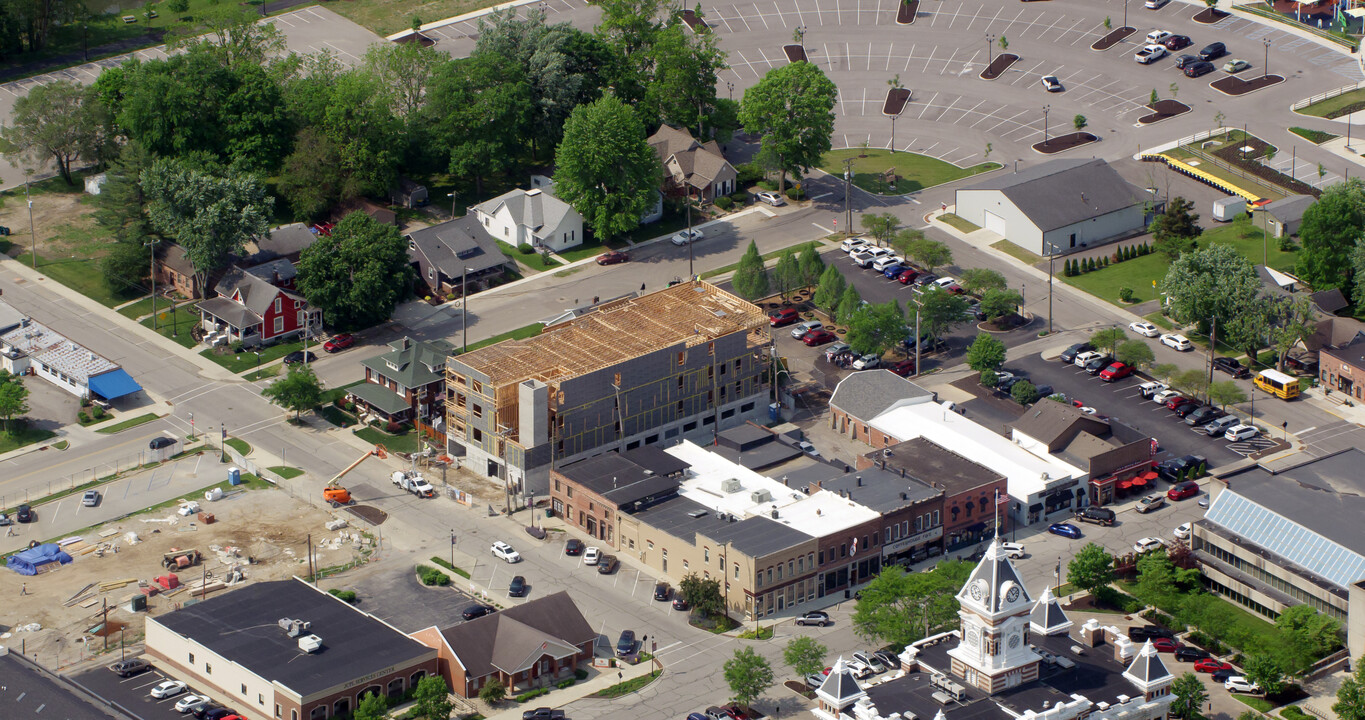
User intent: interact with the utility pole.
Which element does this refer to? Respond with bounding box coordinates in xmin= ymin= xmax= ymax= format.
xmin=912 ymin=305 xmax=921 ymax=378
xmin=843 ymin=157 xmax=855 ymax=231
xmin=448 ymin=191 xmax=459 ymax=219
xmin=145 ymin=237 xmax=161 ymax=331
xmin=1047 ymin=243 xmax=1054 ymax=334
xmin=686 ymin=195 xmax=695 ymax=278
xmin=25 ymin=173 xmax=36 ymax=270
xmin=1207 ymin=316 xmax=1217 ymax=391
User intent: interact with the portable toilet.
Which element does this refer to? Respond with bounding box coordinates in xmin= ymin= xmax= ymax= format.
xmin=227 ymin=467 xmax=242 ymax=485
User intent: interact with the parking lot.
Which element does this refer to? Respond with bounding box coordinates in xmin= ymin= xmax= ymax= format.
xmin=74 ymin=663 xmax=219 ymax=720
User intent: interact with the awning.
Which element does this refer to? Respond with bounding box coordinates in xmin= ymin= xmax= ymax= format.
xmin=1117 ymin=480 xmax=1133 ymax=490
xmin=965 ymin=522 xmax=987 ymax=533
xmin=88 ymin=369 xmax=142 ymax=400
xmin=1131 ymin=478 xmax=1147 ymax=488
xmin=1140 ymin=471 xmax=1159 ymax=481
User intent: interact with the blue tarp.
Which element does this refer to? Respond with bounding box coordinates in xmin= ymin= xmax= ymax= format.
xmin=6 ymin=543 xmax=73 ymax=575
xmin=88 ymin=368 xmax=141 ymax=400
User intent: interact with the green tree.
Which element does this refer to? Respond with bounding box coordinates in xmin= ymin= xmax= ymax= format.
xmin=1335 ymin=660 xmax=1365 ymax=720
xmin=738 ymin=62 xmax=838 ymax=193
xmin=890 ymin=228 xmax=925 ymax=258
xmin=262 ymin=364 xmax=325 ymax=421
xmin=906 ymin=237 xmax=953 ymax=273
xmin=853 ymin=563 xmax=971 ymax=648
xmin=411 ymin=675 xmax=453 ymax=720
xmin=915 ymin=287 xmax=968 ymax=341
xmin=1223 ymin=296 xmax=1274 ymax=365
xmin=1272 ymin=295 xmax=1318 ymax=372
xmin=166 ymin=5 xmax=286 ymax=68
xmin=772 ymin=250 xmax=802 ymax=301
xmin=363 ymin=40 xmax=444 ymax=118
xmin=1207 ymin=381 xmax=1247 ymax=409
xmin=1297 ymin=178 xmax=1365 ymax=294
xmin=1150 ymin=197 xmax=1203 ymax=260
xmin=0 ymin=371 xmax=31 ymax=434
xmin=319 ymin=69 xmax=406 ymax=196
xmin=1067 ymin=543 xmax=1115 ymax=596
xmin=353 ymin=692 xmax=387 ymax=720
xmin=142 ymin=158 xmax=273 ymax=293
xmin=783 ymin=636 xmax=828 ymax=678
xmin=980 ymin=369 xmax=999 ymax=388
xmin=836 ymin=285 xmax=863 ymax=326
xmin=678 ymin=572 xmax=725 ymax=618
xmin=1170 ymin=673 xmax=1208 ymax=719
xmin=1073 ymin=114 xmax=1087 ymax=131
xmin=554 ymin=95 xmax=660 ymax=242
xmin=1090 ymin=327 xmax=1126 ymax=356
xmin=1242 ymin=654 xmax=1285 ymax=697
xmin=732 ymin=241 xmax=771 ymax=301
xmin=1150 ymin=363 xmax=1180 ymax=384
xmin=1276 ymin=605 xmax=1342 ymax=673
xmin=1171 ymin=369 xmax=1210 ymax=402
xmin=979 ymin=288 xmax=1022 ymax=320
xmin=959 ymin=268 xmax=1007 ymax=295
xmin=1134 ymin=551 xmax=1197 ymax=608
xmin=847 ymin=301 xmax=905 ymax=357
xmin=723 ymin=647 xmax=774 ymax=707
xmin=93 ymin=140 xmax=157 ymax=245
xmin=1117 ymin=339 xmax=1155 ymax=369
xmin=478 ymin=677 xmax=506 ymax=704
xmin=813 ymin=265 xmax=847 ymax=314
xmin=296 ymin=212 xmax=414 ymax=330
xmin=8 ymin=79 xmax=111 ymax=185
xmin=966 ymin=333 xmax=1007 ymax=372
xmin=1011 ymin=380 xmax=1040 ymax=405
xmin=276 ymin=128 xmax=347 ymax=219
xmin=861 ymin=212 xmax=900 ymax=247
xmin=798 ymin=243 xmax=825 ymax=289
xmin=1160 ymin=244 xmax=1260 ymax=335
xmin=424 ymin=52 xmax=533 ymax=195
xmin=642 ymin=23 xmax=726 ymax=133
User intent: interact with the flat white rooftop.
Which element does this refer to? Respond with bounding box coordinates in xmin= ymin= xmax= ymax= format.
xmin=870 ymin=404 xmax=1083 ymax=499
xmin=0 ymin=319 xmax=117 ymax=384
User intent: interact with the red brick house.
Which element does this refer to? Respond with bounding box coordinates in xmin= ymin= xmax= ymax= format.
xmin=198 ymin=266 xmax=320 ymax=348
xmin=409 ymin=592 xmax=595 ymax=699
xmin=154 ymin=244 xmax=204 ymax=299
xmin=348 ymin=337 xmax=454 ymax=426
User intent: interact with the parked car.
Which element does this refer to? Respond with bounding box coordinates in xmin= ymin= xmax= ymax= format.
xmin=874 ymin=650 xmax=900 ymax=669
xmin=913 ymin=272 xmax=939 ymax=286
xmin=805 ymin=673 xmax=827 ymax=689
xmin=109 ymin=658 xmax=151 ymax=677
xmin=853 ymin=248 xmax=892 ymax=267
xmin=1135 ymin=44 xmax=1168 ymax=63
xmin=1074 ymin=506 xmax=1116 ymax=526
xmin=1212 ymin=669 xmax=1240 ymax=683
xmin=82 ymin=490 xmax=100 ymax=507
xmin=1129 ymin=625 xmax=1175 ymax=642
xmin=1162 ymin=34 xmax=1192 ymax=50
xmin=283 ymin=351 xmax=317 ymax=364
xmin=597 ymin=555 xmax=619 ymax=574
xmin=756 ymin=191 xmax=785 ymax=206
xmin=882 ymin=264 xmax=908 ymax=279
xmin=897 ymin=268 xmax=921 ymax=284
xmin=887 ymin=359 xmax=916 ymax=377
xmin=841 ymin=237 xmax=869 ymax=254
xmin=490 ymin=541 xmax=522 ymax=563
xmin=1146 ymin=29 xmax=1173 ymax=44
xmin=768 ymin=307 xmax=799 ymax=327
xmin=1204 ymin=415 xmax=1240 ymax=436
xmin=1173 ymin=53 xmax=1199 ymax=69
xmin=1175 ymin=646 xmax=1210 ymax=662
xmin=1160 ymin=333 xmax=1193 ymax=351
xmin=1084 ymin=355 xmax=1115 ymax=375
xmin=999 ymin=542 xmax=1026 ymax=559
xmin=15 ymin=504 xmax=34 ymax=523
xmin=1173 ymin=400 xmax=1203 ymax=418
xmin=1139 ymin=381 xmax=1168 ymax=398
xmin=1167 ymin=481 xmax=1200 ymax=501
xmin=324 ymin=333 xmax=355 ymax=352
xmin=1213 ymin=357 xmax=1251 ymax=378
xmin=596 ymin=250 xmax=629 ymax=265
xmin=1166 ymin=396 xmax=1197 ymax=412
xmin=1133 ymin=537 xmax=1165 ymax=554
xmin=1225 ymin=424 xmax=1259 ymax=441
xmin=802 ymin=330 xmax=837 ymax=346
xmin=1199 ymin=42 xmax=1227 ymax=60
xmin=1073 ymin=350 xmax=1104 ymax=368
xmin=673 ymin=597 xmax=690 ymax=611
xmin=1060 ymin=343 xmax=1094 ymax=364
xmin=792 ymin=320 xmax=824 ymax=339
xmin=1145 ymin=0 xmax=1169 ymax=6
xmin=522 ymin=708 xmax=566 ymax=720
xmin=1158 ymin=455 xmax=1206 ymax=481
xmin=462 ymin=604 xmax=496 ymax=620
xmin=1185 ymin=406 xmax=1225 ymax=426
xmin=1099 ymin=362 xmax=1134 ymax=382
xmin=565 ymin=538 xmax=584 ymax=556
xmin=1129 ymin=320 xmax=1161 ymax=337
xmin=176 ymin=695 xmax=212 ymax=714
xmin=1048 ymin=522 xmax=1082 ymax=539
xmin=824 ymin=342 xmax=851 ymax=361
xmin=616 ymin=630 xmax=637 ymax=657
xmin=1225 ymin=676 xmax=1261 ymax=693
xmin=150 ymin=436 xmax=176 ymax=450
xmin=852 ymin=354 xmax=881 ymax=371
xmin=1153 ymin=389 xmax=1183 ymax=405
xmin=796 ymin=611 xmax=831 ymax=627
xmin=1136 ymin=494 xmax=1166 ymax=514
xmin=873 ymin=255 xmax=906 ymax=273
xmin=583 ymin=546 xmax=601 ymax=565
xmin=1196 ymin=659 xmax=1235 ymax=673
xmin=671 ymin=229 xmax=704 ymax=246
xmin=1174 ymin=523 xmax=1193 ymax=541
xmin=654 ymin=581 xmax=672 ymax=601
xmin=1222 ymin=58 xmax=1250 ymax=73
xmin=1041 ymin=75 xmax=1064 ymax=92
xmin=0 ymin=513 xmax=10 ymax=526
xmin=853 ymin=651 xmax=888 ymax=674
xmin=1152 ymin=638 xmax=1183 ymax=652
xmin=508 ymin=575 xmax=528 ymax=597
xmin=1183 ymin=60 xmax=1216 ymax=77
xmin=151 ymin=680 xmax=188 ymax=699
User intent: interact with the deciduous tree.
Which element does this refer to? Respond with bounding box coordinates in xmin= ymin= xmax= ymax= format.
xmin=1171 ymin=369 xmax=1210 ymax=401
xmin=813 ymin=265 xmax=847 ymax=314
xmin=915 ymin=287 xmax=968 ymax=340
xmin=411 ymin=675 xmax=453 ymax=720
xmin=979 ymin=288 xmax=1021 ymax=321
xmin=772 ymin=250 xmax=802 ymax=301
xmin=738 ymin=62 xmax=837 ymax=193
xmin=723 ymin=647 xmax=773 ymax=707
xmin=263 ymin=364 xmax=325 ymax=421
xmin=296 ymin=211 xmax=414 ymax=330
xmin=860 ymin=213 xmax=900 ymax=247
xmin=679 ymin=572 xmax=726 ymax=618
xmin=1067 ymin=543 xmax=1115 ymax=596
xmin=1207 ymin=381 xmax=1247 ymax=409
xmin=276 ymin=128 xmax=346 ymax=219
xmin=1242 ymin=654 xmax=1285 ymax=697
xmin=9 ymin=79 xmax=112 ymax=186
xmin=852 ymin=563 xmax=970 ymax=648
xmin=1271 ymin=295 xmax=1317 ymax=372
xmin=642 ymin=23 xmax=726 ymax=134
xmin=1160 ymin=244 xmax=1260 ymax=337
xmin=1090 ymin=327 xmax=1126 ymax=356
xmin=1297 ymin=178 xmax=1365 ymax=295
xmin=890 ymin=228 xmax=926 ymax=258
xmin=1117 ymin=339 xmax=1155 ymax=369
xmin=847 ymin=301 xmax=905 ymax=357
xmin=906 ymin=237 xmax=953 ymax=273
xmin=1335 ymin=660 xmax=1365 ymax=720
xmin=732 ymin=241 xmax=771 ymax=301
xmin=783 ymin=636 xmax=828 ymax=678
xmin=1150 ymin=197 xmax=1202 ymax=260
xmin=364 ymin=41 xmax=444 ymax=118
xmin=554 ymin=96 xmax=660 ymax=242
xmin=353 ymin=691 xmax=387 ymax=720
xmin=0 ymin=371 xmax=31 ymax=434
xmin=836 ymin=285 xmax=863 ymax=326
xmin=424 ymin=52 xmax=532 ymax=195
xmin=167 ymin=5 xmax=286 ymax=68
xmin=1011 ymin=380 xmax=1040 ymax=405
xmin=478 ymin=678 xmax=506 ymax=704
xmin=966 ymin=333 xmax=1006 ymax=372
xmin=959 ymin=268 xmax=1007 ymax=295
xmin=1170 ymin=673 xmax=1208 ymax=719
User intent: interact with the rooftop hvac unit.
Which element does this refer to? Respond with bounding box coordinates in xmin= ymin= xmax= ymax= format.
xmin=750 ymin=489 xmax=772 ymax=504
xmin=720 ymin=478 xmax=743 ymax=494
xmin=298 ymin=634 xmax=323 ymax=653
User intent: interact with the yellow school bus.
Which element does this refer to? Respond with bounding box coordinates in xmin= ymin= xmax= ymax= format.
xmin=1254 ymin=369 xmax=1300 ymax=399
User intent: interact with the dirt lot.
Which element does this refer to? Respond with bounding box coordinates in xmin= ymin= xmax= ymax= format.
xmin=0 ymin=488 xmax=371 ymax=672
xmin=0 ymin=189 xmax=102 ymax=261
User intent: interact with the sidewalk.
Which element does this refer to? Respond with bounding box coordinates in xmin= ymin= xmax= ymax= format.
xmin=483 ymin=658 xmax=660 ymax=720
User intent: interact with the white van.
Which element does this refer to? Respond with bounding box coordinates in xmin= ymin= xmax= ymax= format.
xmin=1204 ymin=415 xmax=1239 ymax=436
xmin=841 ymin=237 xmax=868 ymax=254
xmin=1224 ymin=424 xmax=1259 ymax=442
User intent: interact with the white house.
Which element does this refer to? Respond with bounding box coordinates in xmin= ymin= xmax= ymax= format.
xmin=473 ymin=187 xmax=584 ymax=252
xmin=954 ymin=159 xmax=1149 ymax=256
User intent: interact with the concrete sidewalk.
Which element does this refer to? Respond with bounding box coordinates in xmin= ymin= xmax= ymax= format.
xmin=483 ymin=658 xmax=661 ymax=720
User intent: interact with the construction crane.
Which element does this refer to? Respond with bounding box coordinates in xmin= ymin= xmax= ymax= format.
xmin=323 ymin=445 xmax=387 ymax=507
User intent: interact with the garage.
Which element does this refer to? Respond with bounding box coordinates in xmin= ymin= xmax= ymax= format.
xmin=983 ymin=211 xmax=1007 ymax=236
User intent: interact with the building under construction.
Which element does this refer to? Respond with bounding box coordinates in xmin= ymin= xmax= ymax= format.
xmin=445 ymin=280 xmax=772 ymax=494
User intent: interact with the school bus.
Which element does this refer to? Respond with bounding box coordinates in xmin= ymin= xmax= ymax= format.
xmin=1254 ymin=369 xmax=1300 ymax=399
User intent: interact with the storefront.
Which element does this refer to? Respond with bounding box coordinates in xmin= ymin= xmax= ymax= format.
xmin=881 ymin=527 xmax=944 ymax=566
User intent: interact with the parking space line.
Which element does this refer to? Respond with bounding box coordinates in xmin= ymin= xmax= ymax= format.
xmin=916 ymin=91 xmax=938 ymax=118
xmin=1011 ymin=59 xmax=1047 ymax=85
xmin=923 ymin=45 xmax=937 ymax=73
xmin=886 ymin=42 xmax=894 ymax=71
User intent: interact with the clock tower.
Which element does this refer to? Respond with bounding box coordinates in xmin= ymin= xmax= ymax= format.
xmin=946 ymin=539 xmax=1042 ymax=693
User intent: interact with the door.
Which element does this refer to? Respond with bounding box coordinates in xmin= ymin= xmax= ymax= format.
xmin=983 ymin=211 xmax=1007 ymax=236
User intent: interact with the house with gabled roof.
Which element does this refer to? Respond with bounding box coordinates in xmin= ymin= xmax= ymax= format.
xmin=408 ymin=591 xmax=595 ymax=698
xmin=405 ymin=216 xmax=514 ymax=299
xmin=649 ymin=125 xmax=738 ymax=203
xmin=473 ymin=187 xmax=584 ymax=252
xmin=348 ymin=336 xmax=454 ymax=426
xmin=198 ymin=266 xmax=320 ymax=348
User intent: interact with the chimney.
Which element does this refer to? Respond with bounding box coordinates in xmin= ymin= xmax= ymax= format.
xmin=782 ymin=476 xmax=789 ymax=487
xmin=402 ymin=337 xmax=411 ymax=350
xmin=273 ymin=269 xmax=281 ymax=285
xmin=856 ymin=476 xmax=863 ymax=487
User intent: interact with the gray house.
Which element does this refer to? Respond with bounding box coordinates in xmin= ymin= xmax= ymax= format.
xmin=954 ymin=159 xmax=1150 ymax=256
xmin=406 ymin=217 xmax=514 ymax=299
xmin=1261 ymin=194 xmax=1315 ymax=239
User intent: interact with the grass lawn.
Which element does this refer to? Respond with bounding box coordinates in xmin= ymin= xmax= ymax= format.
xmin=94 ymin=413 xmax=159 ymax=434
xmin=1295 ymin=88 xmax=1365 ymax=118
xmin=244 ymin=366 xmax=281 ymax=382
xmin=555 ymin=235 xmax=628 ymax=264
xmin=319 ymin=405 xmax=358 ymax=428
xmin=1288 ymin=126 xmax=1339 ymax=144
xmin=620 ymin=208 xmax=691 ymax=245
xmin=201 ymin=341 xmax=303 ymax=374
xmin=1234 ymin=696 xmax=1276 ymax=712
xmin=699 ymin=240 xmax=824 ymax=280
xmin=116 ymin=296 xmax=157 ymax=320
xmin=320 ymin=381 xmax=365 ymax=406
xmin=1204 ymin=212 xmax=1299 ymax=273
xmin=991 ymin=239 xmax=1041 ymax=264
xmin=592 ymin=669 xmax=662 ymax=699
xmin=329 ymin=0 xmax=505 ymax=36
xmin=141 ymin=307 xmax=200 ymax=349
xmin=224 ymin=437 xmax=252 ymax=456
xmin=463 ymin=323 xmax=546 ymax=354
xmin=354 ymin=425 xmax=423 ymax=454
xmin=28 ymin=254 xmax=131 ymax=308
xmin=267 ymin=466 xmax=304 ymax=479
xmin=0 ymin=424 xmax=57 ymax=454
xmin=496 ymin=241 xmax=558 ymax=273
xmin=1146 ymin=312 xmax=1177 ymax=331
xmin=940 ymin=213 xmax=982 ymax=233
xmin=821 ymin=148 xmax=1001 ymax=194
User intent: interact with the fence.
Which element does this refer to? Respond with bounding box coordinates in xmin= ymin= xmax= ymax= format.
xmin=1235 ymin=3 xmax=1359 ymax=51
xmin=1293 ymin=80 xmax=1365 ymax=111
xmin=0 ymin=443 xmax=193 ymax=513
xmin=221 ymin=444 xmax=318 ymax=507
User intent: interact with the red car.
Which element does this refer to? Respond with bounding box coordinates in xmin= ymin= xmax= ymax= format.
xmin=1098 ymin=362 xmax=1133 ymax=382
xmin=323 ymin=333 xmax=355 ymax=353
xmin=1165 ymin=395 xmax=1194 ymax=411
xmin=768 ymin=308 xmax=800 ymax=327
xmin=1152 ymin=638 xmax=1183 ymax=653
xmin=897 ymin=269 xmax=920 ymax=284
xmin=312 ymin=222 xmax=334 ymax=236
xmin=1195 ymin=659 xmax=1234 ymax=673
xmin=720 ymin=705 xmax=752 ymax=720
xmin=596 ymin=251 xmax=629 ymax=265
xmin=1167 ymin=481 xmax=1200 ymax=501
xmin=944 ymin=283 xmax=965 ymax=295
xmin=802 ymin=330 xmax=837 ymax=346
xmin=887 ymin=359 xmax=915 ymax=377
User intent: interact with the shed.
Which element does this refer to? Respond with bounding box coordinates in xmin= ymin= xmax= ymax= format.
xmin=391 ymin=177 xmax=430 ymax=209
xmin=1262 ymin=194 xmax=1315 ymax=239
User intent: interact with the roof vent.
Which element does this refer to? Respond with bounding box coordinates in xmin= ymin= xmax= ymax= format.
xmin=298 ymin=634 xmax=323 ymax=653
xmin=644 ymin=469 xmax=654 ymax=476
xmin=770 ymin=508 xmax=779 ymax=519
xmin=687 ymin=509 xmax=708 ymax=518
xmin=857 ymin=476 xmax=863 ymax=487
xmin=901 ymin=492 xmax=909 ymax=501
xmin=527 ymin=189 xmax=542 ymax=196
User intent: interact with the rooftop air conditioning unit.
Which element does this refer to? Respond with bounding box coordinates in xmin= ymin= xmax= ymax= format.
xmin=750 ymin=489 xmax=772 ymax=504
xmin=720 ymin=478 xmax=743 ymax=494
xmin=298 ymin=634 xmax=323 ymax=653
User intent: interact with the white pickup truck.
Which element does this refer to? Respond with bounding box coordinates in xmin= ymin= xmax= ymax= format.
xmin=392 ymin=471 xmax=435 ymax=498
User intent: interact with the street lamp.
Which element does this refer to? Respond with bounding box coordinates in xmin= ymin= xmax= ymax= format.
xmin=448 ymin=191 xmax=459 ymax=219
xmin=461 ymin=265 xmax=474 ymax=354
xmin=24 ymin=170 xmax=36 ymax=270
xmin=145 ymin=237 xmax=161 ymax=331
xmin=1042 ymin=105 xmax=1051 ymax=145
xmin=1262 ymin=37 xmax=1271 ymax=79
xmin=726 ymin=80 xmax=734 ymax=100
xmin=1123 ymin=0 xmax=1129 ymax=30
xmin=986 ymin=33 xmax=996 ymax=66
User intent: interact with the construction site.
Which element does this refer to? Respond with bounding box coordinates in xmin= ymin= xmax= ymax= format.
xmin=1 ymin=486 xmax=370 ymax=673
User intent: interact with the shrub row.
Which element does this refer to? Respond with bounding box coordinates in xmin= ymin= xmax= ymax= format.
xmin=1062 ymin=242 xmax=1151 ymax=277
xmin=429 ymin=556 xmax=471 ymax=579
xmin=415 ymin=564 xmax=450 ymax=586
xmin=516 ymin=688 xmax=551 ymax=703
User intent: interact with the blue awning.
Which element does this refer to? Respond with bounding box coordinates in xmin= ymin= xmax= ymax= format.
xmin=88 ymin=368 xmax=142 ymax=400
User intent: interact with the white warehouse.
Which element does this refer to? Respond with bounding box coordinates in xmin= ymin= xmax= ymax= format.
xmin=954 ymin=159 xmax=1149 ymax=256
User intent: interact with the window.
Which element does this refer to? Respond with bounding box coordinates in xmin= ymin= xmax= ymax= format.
xmin=648 ymin=540 xmax=655 ymax=549
xmin=566 ymin=487 xmax=573 ymax=498
xmin=276 ymin=705 xmax=282 ymax=718
xmin=678 ymin=375 xmax=684 ymax=390
xmin=678 ymin=351 xmax=685 ymax=366
xmin=473 ymin=428 xmax=483 ymax=442
xmin=274 ymin=316 xmax=284 ymax=334
xmin=788 ymin=559 xmax=794 ymax=576
xmin=798 ymin=556 xmax=804 ymax=572
xmin=206 ymin=664 xmax=212 ymax=675
xmin=260 ymin=694 xmax=265 ymax=705
xmin=188 ymin=652 xmax=195 ymax=664
xmin=734 ymin=563 xmax=739 ymax=579
xmin=472 ymin=380 xmax=483 ymax=393
xmin=933 ymin=510 xmax=940 ymax=525
xmin=757 ymin=572 xmax=764 ymax=589
xmin=819 ymin=550 xmax=824 ymax=565
xmin=274 ymin=298 xmax=281 ymax=312
xmin=473 ymin=404 xmax=482 ymax=419
xmin=242 ymin=684 xmax=248 ymax=694
xmin=704 ymin=547 xmax=710 ymax=562
xmin=776 ymin=565 xmax=782 ymax=581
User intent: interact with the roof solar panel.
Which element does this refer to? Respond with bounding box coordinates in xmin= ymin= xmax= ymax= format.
xmin=1207 ymin=492 xmax=1365 ymax=590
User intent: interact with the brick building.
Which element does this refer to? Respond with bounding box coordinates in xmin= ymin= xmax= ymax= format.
xmin=828 ymin=370 xmax=936 ymax=447
xmin=858 ymin=437 xmax=1008 ymax=551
